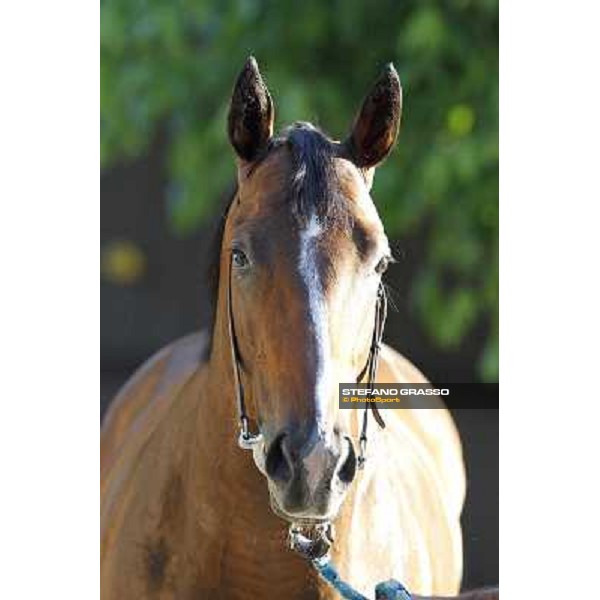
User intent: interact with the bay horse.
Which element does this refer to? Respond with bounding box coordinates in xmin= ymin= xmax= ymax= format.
xmin=101 ymin=58 xmax=472 ymax=599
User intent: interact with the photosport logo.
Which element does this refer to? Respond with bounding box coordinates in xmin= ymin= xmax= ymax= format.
xmin=338 ymin=383 xmax=499 ymax=409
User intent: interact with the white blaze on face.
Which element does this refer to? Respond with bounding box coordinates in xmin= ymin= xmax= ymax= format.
xmin=297 ymin=214 xmax=332 ymax=441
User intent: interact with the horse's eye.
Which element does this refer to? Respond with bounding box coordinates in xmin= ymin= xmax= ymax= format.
xmin=375 ymin=256 xmax=390 ymax=275
xmin=232 ymin=249 xmax=249 ymax=269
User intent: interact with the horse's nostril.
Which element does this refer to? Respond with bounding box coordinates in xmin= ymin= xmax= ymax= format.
xmin=265 ymin=433 xmax=293 ymax=483
xmin=337 ymin=438 xmax=357 ymax=484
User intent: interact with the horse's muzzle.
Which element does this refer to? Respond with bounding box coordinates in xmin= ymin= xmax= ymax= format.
xmin=264 ymin=429 xmax=357 ymax=520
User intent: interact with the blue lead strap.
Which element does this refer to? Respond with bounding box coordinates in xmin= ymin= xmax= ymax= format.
xmin=312 ymin=559 xmax=369 ymax=600
xmin=311 ymin=558 xmax=412 ymax=600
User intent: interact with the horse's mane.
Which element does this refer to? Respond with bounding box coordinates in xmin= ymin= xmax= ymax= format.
xmin=204 ymin=122 xmax=347 ymax=357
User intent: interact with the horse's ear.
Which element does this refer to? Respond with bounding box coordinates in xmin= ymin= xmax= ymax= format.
xmin=228 ymin=56 xmax=274 ymax=163
xmin=346 ymin=63 xmax=402 ymax=170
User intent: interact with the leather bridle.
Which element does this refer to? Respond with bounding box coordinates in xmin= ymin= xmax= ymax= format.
xmin=226 ymin=254 xmax=388 ymax=468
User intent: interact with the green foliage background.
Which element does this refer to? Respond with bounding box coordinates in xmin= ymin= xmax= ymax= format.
xmin=101 ymin=0 xmax=498 ymax=381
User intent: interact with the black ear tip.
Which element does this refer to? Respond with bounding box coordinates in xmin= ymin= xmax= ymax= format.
xmin=232 ymin=56 xmax=267 ymax=98
xmin=235 ymin=56 xmax=266 ymax=90
xmin=242 ymin=55 xmax=260 ymax=76
xmin=382 ymin=62 xmax=401 ymax=86
xmin=246 ymin=55 xmax=258 ymax=69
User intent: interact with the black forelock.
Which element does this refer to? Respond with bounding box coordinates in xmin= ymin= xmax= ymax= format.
xmin=280 ymin=122 xmax=346 ymax=224
xmin=244 ymin=121 xmax=350 ymax=224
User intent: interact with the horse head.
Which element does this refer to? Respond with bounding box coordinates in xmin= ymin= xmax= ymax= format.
xmin=216 ymin=57 xmax=402 ymax=524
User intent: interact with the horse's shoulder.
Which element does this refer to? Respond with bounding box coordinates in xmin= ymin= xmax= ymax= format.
xmin=378 ymin=343 xmax=429 ymax=384
xmin=377 ymin=343 xmax=466 ymax=519
xmin=101 ymin=331 xmax=209 ymax=478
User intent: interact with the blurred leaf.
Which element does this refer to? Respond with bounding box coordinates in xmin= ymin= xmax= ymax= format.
xmin=447 ymin=104 xmax=475 ymax=137
xmin=101 ymin=239 xmax=147 ymax=286
xmin=414 ymin=271 xmax=479 ymax=349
